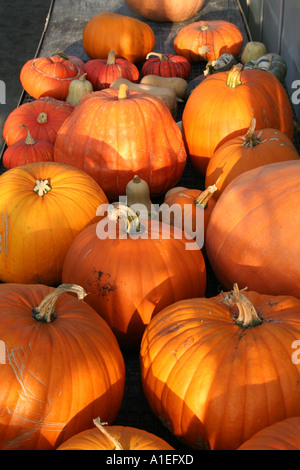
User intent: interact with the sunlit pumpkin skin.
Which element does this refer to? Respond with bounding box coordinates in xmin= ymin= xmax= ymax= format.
xmin=82 ymin=12 xmax=155 ymax=64
xmin=174 ymin=20 xmax=243 ymax=62
xmin=206 ymin=160 xmax=300 ymax=297
xmin=140 ymin=285 xmax=300 ymax=450
xmin=3 ymin=97 xmax=74 ymax=146
xmin=57 ymin=421 xmax=174 ymax=450
xmin=0 ymin=161 xmax=108 ymax=285
xmin=205 ymin=118 xmax=299 ymax=200
xmin=2 ymin=126 xmax=54 ymax=169
xmin=238 ymin=417 xmax=300 ymax=450
xmin=62 ymin=210 xmax=207 ymax=349
xmin=142 ymin=53 xmax=191 ymax=79
xmin=182 ymin=65 xmax=294 ymax=174
xmin=54 ymin=86 xmax=187 ymax=201
xmin=84 ymin=50 xmax=140 ymax=90
xmin=0 ymin=283 xmax=125 ymax=450
xmin=124 ymin=0 xmax=205 ymax=23
xmin=20 ymin=54 xmax=85 ymax=100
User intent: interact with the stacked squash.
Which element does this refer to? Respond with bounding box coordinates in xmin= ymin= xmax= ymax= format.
xmin=1 ymin=4 xmax=300 ymax=452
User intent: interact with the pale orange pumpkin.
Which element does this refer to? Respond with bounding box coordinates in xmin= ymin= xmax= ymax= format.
xmin=124 ymin=0 xmax=205 ymax=22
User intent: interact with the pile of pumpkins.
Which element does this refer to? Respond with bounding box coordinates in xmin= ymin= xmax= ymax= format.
xmin=1 ymin=2 xmax=300 ymax=451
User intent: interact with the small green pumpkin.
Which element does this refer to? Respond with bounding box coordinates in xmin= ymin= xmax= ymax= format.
xmin=244 ymin=53 xmax=287 ymax=82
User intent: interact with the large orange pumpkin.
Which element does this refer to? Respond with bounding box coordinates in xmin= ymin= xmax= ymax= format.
xmin=0 ymin=161 xmax=108 ymax=285
xmin=174 ymin=20 xmax=244 ymax=62
xmin=62 ymin=204 xmax=207 ymax=348
xmin=205 ymin=159 xmax=300 ymax=298
xmin=238 ymin=417 xmax=300 ymax=450
xmin=124 ymin=0 xmax=205 ymax=22
xmin=54 ymin=85 xmax=187 ymax=201
xmin=57 ymin=418 xmax=174 ymax=450
xmin=182 ymin=65 xmax=294 ymax=174
xmin=140 ymin=284 xmax=300 ymax=450
xmin=0 ymin=283 xmax=125 ymax=450
xmin=82 ymin=12 xmax=155 ymax=63
xmin=205 ymin=118 xmax=299 ymax=200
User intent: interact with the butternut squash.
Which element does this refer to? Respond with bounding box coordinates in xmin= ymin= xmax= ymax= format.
xmin=140 ymin=75 xmax=188 ymax=100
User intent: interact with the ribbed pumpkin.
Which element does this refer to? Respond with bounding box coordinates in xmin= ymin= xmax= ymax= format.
xmin=174 ymin=20 xmax=243 ymax=62
xmin=205 ymin=118 xmax=299 ymax=200
xmin=182 ymin=65 xmax=294 ymax=174
xmin=140 ymin=284 xmax=300 ymax=450
xmin=54 ymin=85 xmax=187 ymax=201
xmin=142 ymin=52 xmax=191 ymax=79
xmin=206 ymin=160 xmax=300 ymax=298
xmin=238 ymin=417 xmax=300 ymax=450
xmin=0 ymin=283 xmax=125 ymax=450
xmin=20 ymin=53 xmax=85 ymax=100
xmin=3 ymin=97 xmax=74 ymax=146
xmin=124 ymin=0 xmax=205 ymax=23
xmin=82 ymin=12 xmax=155 ymax=63
xmin=0 ymin=161 xmax=108 ymax=285
xmin=57 ymin=418 xmax=174 ymax=450
xmin=2 ymin=125 xmax=54 ymax=169
xmin=62 ymin=204 xmax=207 ymax=348
xmin=84 ymin=50 xmax=140 ymax=90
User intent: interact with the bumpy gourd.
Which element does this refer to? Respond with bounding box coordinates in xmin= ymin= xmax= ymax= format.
xmin=243 ymin=53 xmax=287 ymax=82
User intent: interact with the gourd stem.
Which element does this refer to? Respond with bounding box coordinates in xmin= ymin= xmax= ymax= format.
xmin=221 ymin=283 xmax=263 ymax=328
xmin=32 ymin=284 xmax=87 ymax=324
xmin=107 ymin=50 xmax=116 ymax=65
xmin=37 ymin=112 xmax=48 ymax=124
xmin=93 ymin=418 xmax=124 ymax=450
xmin=243 ymin=117 xmax=261 ymax=147
xmin=194 ymin=184 xmax=218 ymax=207
xmin=146 ymin=52 xmax=167 ymax=61
xmin=78 ymin=73 xmax=88 ymax=81
xmin=226 ymin=64 xmax=243 ymax=88
xmin=108 ymin=203 xmax=142 ymax=234
xmin=19 ymin=124 xmax=36 ymax=145
xmin=132 ymin=175 xmax=141 ymax=184
xmin=118 ymin=84 xmax=128 ymax=100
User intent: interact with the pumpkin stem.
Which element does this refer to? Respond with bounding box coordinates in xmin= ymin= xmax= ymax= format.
xmin=37 ymin=112 xmax=48 ymax=124
xmin=194 ymin=184 xmax=218 ymax=208
xmin=243 ymin=117 xmax=261 ymax=147
xmin=108 ymin=203 xmax=142 ymax=234
xmin=146 ymin=52 xmax=168 ymax=61
xmin=118 ymin=84 xmax=128 ymax=100
xmin=53 ymin=50 xmax=69 ymax=60
xmin=107 ymin=50 xmax=116 ymax=65
xmin=93 ymin=418 xmax=124 ymax=450
xmin=32 ymin=284 xmax=87 ymax=324
xmin=199 ymin=24 xmax=210 ymax=31
xmin=33 ymin=179 xmax=52 ymax=197
xmin=226 ymin=64 xmax=243 ymax=88
xmin=19 ymin=124 xmax=36 ymax=145
xmin=221 ymin=283 xmax=263 ymax=328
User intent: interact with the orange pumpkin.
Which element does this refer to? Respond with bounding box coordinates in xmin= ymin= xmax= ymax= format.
xmin=140 ymin=284 xmax=300 ymax=450
xmin=62 ymin=204 xmax=207 ymax=348
xmin=124 ymin=0 xmax=205 ymax=22
xmin=0 ymin=161 xmax=108 ymax=285
xmin=82 ymin=12 xmax=155 ymax=63
xmin=54 ymin=85 xmax=187 ymax=201
xmin=0 ymin=284 xmax=125 ymax=450
xmin=206 ymin=160 xmax=300 ymax=298
xmin=205 ymin=118 xmax=299 ymax=200
xmin=238 ymin=417 xmax=300 ymax=450
xmin=182 ymin=65 xmax=294 ymax=174
xmin=174 ymin=20 xmax=243 ymax=62
xmin=57 ymin=418 xmax=174 ymax=450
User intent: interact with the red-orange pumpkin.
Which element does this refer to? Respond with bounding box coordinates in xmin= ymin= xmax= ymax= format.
xmin=54 ymin=84 xmax=187 ymax=201
xmin=205 ymin=117 xmax=299 ymax=200
xmin=57 ymin=418 xmax=174 ymax=450
xmin=84 ymin=50 xmax=140 ymax=90
xmin=206 ymin=160 xmax=300 ymax=298
xmin=182 ymin=65 xmax=294 ymax=174
xmin=140 ymin=284 xmax=300 ymax=450
xmin=124 ymin=0 xmax=205 ymax=23
xmin=3 ymin=125 xmax=54 ymax=169
xmin=142 ymin=52 xmax=191 ymax=79
xmin=0 ymin=161 xmax=108 ymax=285
xmin=82 ymin=12 xmax=155 ymax=63
xmin=62 ymin=205 xmax=207 ymax=348
xmin=20 ymin=53 xmax=85 ymax=100
xmin=0 ymin=283 xmax=125 ymax=450
xmin=174 ymin=20 xmax=244 ymax=62
xmin=3 ymin=97 xmax=74 ymax=146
